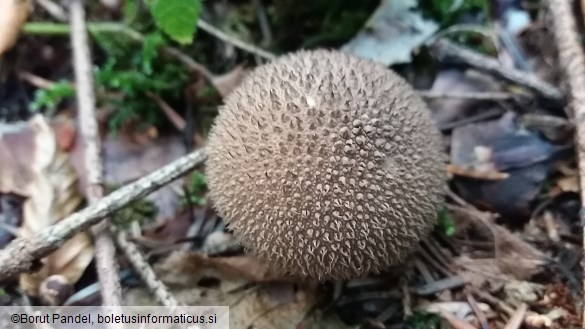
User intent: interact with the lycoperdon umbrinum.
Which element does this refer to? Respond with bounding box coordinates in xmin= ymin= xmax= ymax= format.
xmin=206 ymin=50 xmax=446 ymax=280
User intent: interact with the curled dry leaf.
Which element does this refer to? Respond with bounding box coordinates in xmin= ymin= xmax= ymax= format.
xmin=0 ymin=115 xmax=93 ymax=298
xmin=0 ymin=0 xmax=32 ymax=55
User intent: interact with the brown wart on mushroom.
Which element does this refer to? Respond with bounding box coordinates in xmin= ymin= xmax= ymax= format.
xmin=206 ymin=50 xmax=446 ymax=281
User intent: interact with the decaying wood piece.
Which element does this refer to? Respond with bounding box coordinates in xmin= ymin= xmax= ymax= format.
xmin=546 ymin=0 xmax=585 ymax=325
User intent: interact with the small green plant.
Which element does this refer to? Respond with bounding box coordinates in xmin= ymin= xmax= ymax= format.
xmin=146 ymin=0 xmax=201 ymax=44
xmin=419 ymin=0 xmax=495 ymax=54
xmin=31 ymin=81 xmax=75 ymax=113
xmin=406 ymin=311 xmax=451 ymax=329
xmin=0 ymin=288 xmax=6 ymax=297
xmin=181 ymin=171 xmax=207 ymax=206
xmin=95 ymin=54 xmax=189 ymax=132
xmin=420 ymin=0 xmax=490 ymax=28
xmin=91 ymin=0 xmax=201 ymax=132
xmin=437 ymin=206 xmax=456 ymax=236
xmin=111 ymin=198 xmax=158 ymax=229
xmin=106 ymin=185 xmax=158 ymax=228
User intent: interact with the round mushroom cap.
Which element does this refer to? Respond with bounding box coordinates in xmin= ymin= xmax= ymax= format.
xmin=206 ymin=50 xmax=446 ymax=281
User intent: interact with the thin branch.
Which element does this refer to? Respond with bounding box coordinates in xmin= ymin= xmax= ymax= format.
xmin=252 ymin=0 xmax=273 ymax=48
xmin=160 ymin=46 xmax=213 ymax=80
xmin=438 ymin=108 xmax=503 ymax=132
xmin=416 ymin=90 xmax=515 ymax=101
xmin=35 ymin=0 xmax=67 ymax=22
xmin=0 ymin=149 xmax=207 ymax=281
xmin=546 ymin=0 xmax=585 ymax=325
xmin=197 ymin=19 xmax=276 ymax=61
xmin=19 ymin=71 xmax=56 ymax=89
xmin=115 ymin=230 xmax=180 ymax=307
xmin=146 ymin=92 xmax=186 ymax=131
xmin=24 ymin=22 xmax=142 ymax=38
xmin=69 ymin=0 xmax=121 ymax=307
xmin=430 ymin=38 xmax=565 ymax=106
xmin=503 ymin=303 xmax=528 ymax=329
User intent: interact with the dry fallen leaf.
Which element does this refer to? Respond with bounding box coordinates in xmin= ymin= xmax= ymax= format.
xmin=428 ymin=70 xmax=503 ymax=126
xmin=450 ymin=206 xmax=546 ymax=289
xmin=451 ymin=112 xmax=565 ymax=220
xmin=100 ymin=134 xmax=186 ymax=221
xmin=156 ymin=251 xmax=282 ymax=284
xmin=212 ymin=65 xmax=249 ymax=98
xmin=554 ymin=175 xmax=579 ymax=193
xmin=0 ymin=0 xmax=32 ymax=55
xmin=123 ymin=250 xmax=331 ymax=329
xmin=229 ymin=284 xmax=316 ymax=329
xmin=0 ymin=115 xmax=93 ymax=298
xmin=341 ymin=0 xmax=438 ymax=66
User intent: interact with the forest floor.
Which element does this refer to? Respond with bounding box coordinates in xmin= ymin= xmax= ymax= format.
xmin=0 ymin=0 xmax=582 ymax=328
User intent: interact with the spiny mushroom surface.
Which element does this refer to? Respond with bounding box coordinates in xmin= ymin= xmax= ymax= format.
xmin=206 ymin=50 xmax=445 ymax=281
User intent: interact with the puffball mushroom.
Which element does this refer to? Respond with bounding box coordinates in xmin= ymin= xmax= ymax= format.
xmin=206 ymin=50 xmax=445 ymax=281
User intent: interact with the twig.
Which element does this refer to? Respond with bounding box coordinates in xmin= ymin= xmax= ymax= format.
xmin=35 ymin=0 xmax=67 ymax=22
xmin=430 ymin=24 xmax=496 ymax=45
xmin=417 ymin=245 xmax=453 ymax=277
xmin=546 ymin=0 xmax=585 ymax=325
xmin=336 ymin=291 xmax=401 ymax=306
xmin=437 ymin=309 xmax=479 ymax=329
xmin=416 ymin=90 xmax=515 ymax=101
xmin=503 ymin=303 xmax=528 ymax=329
xmin=472 ymin=289 xmax=515 ymax=317
xmin=446 ymin=164 xmax=510 ymax=181
xmin=401 ymin=278 xmax=412 ymax=318
xmin=252 ymin=0 xmax=273 ymax=48
xmin=115 ymin=230 xmax=180 ymax=307
xmin=24 ymin=22 xmax=142 ymax=38
xmin=542 ymin=211 xmax=560 ymax=242
xmin=69 ymin=0 xmax=121 ymax=307
xmin=438 ymin=109 xmax=503 ymax=132
xmin=146 ymin=92 xmax=186 ymax=131
xmin=197 ymin=19 xmax=276 ymax=61
xmin=0 ymin=149 xmax=207 ymax=281
xmin=467 ymin=294 xmax=490 ymax=329
xmin=430 ymin=38 xmax=565 ymax=106
xmin=414 ymin=275 xmax=467 ymax=296
xmin=19 ymin=71 xmax=57 ymax=89
xmin=160 ymin=46 xmax=213 ymax=80
xmin=414 ymin=258 xmax=435 ymax=283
